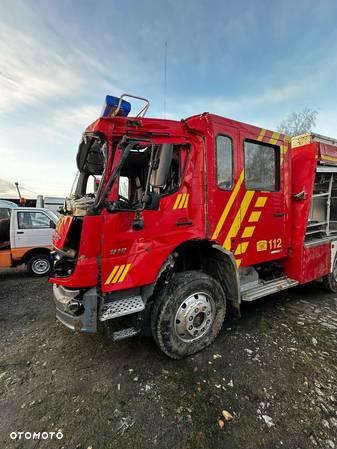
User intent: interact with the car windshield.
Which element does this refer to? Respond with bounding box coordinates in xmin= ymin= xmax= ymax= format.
xmin=45 ymin=209 xmax=59 ymax=223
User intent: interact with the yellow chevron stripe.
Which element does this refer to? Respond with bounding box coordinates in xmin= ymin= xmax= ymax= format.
xmin=234 ymin=241 xmax=249 ymax=256
xmin=173 ymin=194 xmax=182 ymax=210
xmin=254 ymin=196 xmax=267 ymax=207
xmin=248 ymin=211 xmax=261 ymax=222
xmin=281 ymin=144 xmax=288 ymax=154
xmin=105 ymin=265 xmax=120 ymax=285
xmin=178 ymin=193 xmax=187 ymax=209
xmin=111 ymin=264 xmax=126 ymax=284
xmin=117 ymin=263 xmax=131 ymax=283
xmin=223 ymin=190 xmax=255 ymax=250
xmin=236 ymin=258 xmax=242 ymax=267
xmin=269 ymin=131 xmax=280 ymax=145
xmin=321 ymin=155 xmax=337 ymax=163
xmin=242 ymin=226 xmax=255 ymax=238
xmin=183 ymin=194 xmax=189 ymax=208
xmin=256 ymin=128 xmax=267 ymax=141
xmin=212 ymin=170 xmax=244 ymax=240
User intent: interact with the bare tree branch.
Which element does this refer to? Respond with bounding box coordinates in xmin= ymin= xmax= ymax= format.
xmin=277 ymin=107 xmax=318 ymax=137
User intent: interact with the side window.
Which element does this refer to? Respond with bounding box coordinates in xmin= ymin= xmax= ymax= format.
xmin=216 ymin=135 xmax=233 ymax=189
xmin=18 ymin=212 xmax=52 ymax=229
xmin=158 ymin=145 xmax=181 ymax=196
xmin=244 ymin=140 xmax=280 ymax=191
xmin=0 ymin=208 xmax=11 ymax=219
xmin=150 ymin=145 xmax=185 ymax=197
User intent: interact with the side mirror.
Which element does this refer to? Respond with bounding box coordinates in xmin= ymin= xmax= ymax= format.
xmin=50 ymin=220 xmax=56 ymax=229
xmin=151 ymin=144 xmax=173 ymax=187
xmin=143 ymin=192 xmax=160 ymax=210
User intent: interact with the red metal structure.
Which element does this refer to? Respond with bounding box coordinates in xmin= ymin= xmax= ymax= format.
xmin=50 ymin=94 xmax=337 ymax=358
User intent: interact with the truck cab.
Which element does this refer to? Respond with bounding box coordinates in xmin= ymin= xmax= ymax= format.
xmin=50 ymin=94 xmax=337 ymax=359
xmin=0 ymin=206 xmax=58 ymax=276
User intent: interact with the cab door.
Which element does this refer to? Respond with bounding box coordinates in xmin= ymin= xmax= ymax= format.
xmin=208 ymin=122 xmax=242 ymax=250
xmin=234 ymin=130 xmax=288 ymax=267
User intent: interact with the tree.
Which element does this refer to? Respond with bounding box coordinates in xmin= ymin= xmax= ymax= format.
xmin=277 ymin=107 xmax=318 ymax=137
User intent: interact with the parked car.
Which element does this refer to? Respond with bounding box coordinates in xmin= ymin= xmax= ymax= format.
xmin=0 ymin=207 xmax=58 ymax=276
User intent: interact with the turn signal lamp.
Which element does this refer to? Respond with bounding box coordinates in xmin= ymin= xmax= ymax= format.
xmin=101 ymin=95 xmax=131 ymax=118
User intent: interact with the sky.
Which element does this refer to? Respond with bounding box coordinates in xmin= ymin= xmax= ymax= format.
xmin=1 ymin=0 xmax=337 ymax=198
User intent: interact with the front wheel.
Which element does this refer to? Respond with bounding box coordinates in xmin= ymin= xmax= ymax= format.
xmin=27 ymin=253 xmax=51 ymax=277
xmin=151 ymin=271 xmax=226 ymax=359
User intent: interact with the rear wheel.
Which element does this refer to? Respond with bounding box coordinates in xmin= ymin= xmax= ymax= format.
xmin=27 ymin=254 xmax=51 ymax=277
xmin=323 ymin=254 xmax=337 ymax=292
xmin=151 ymin=271 xmax=226 ymax=359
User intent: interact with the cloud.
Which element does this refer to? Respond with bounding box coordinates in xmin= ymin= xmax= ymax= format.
xmin=315 ymin=109 xmax=337 ymax=138
xmin=174 ymin=79 xmax=308 ymax=121
xmin=37 ymin=104 xmax=101 ymax=141
xmin=0 ymin=6 xmax=127 ymax=117
xmin=0 ymin=22 xmax=83 ymax=114
xmin=0 ymin=178 xmax=16 ymax=194
xmin=0 ymin=177 xmax=39 ymax=198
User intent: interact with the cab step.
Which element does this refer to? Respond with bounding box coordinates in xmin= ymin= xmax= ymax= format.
xmin=241 ymin=277 xmax=298 ymax=302
xmin=99 ymin=296 xmax=145 ymax=321
xmin=111 ymin=327 xmax=139 ymax=341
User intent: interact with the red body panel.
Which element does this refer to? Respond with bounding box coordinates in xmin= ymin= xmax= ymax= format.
xmin=50 ymin=113 xmax=337 ymax=294
xmin=54 ymin=216 xmax=74 ymax=249
xmin=50 ymin=215 xmax=102 ymax=288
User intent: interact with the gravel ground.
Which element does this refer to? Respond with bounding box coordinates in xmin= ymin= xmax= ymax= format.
xmin=0 ymin=267 xmax=336 ymax=449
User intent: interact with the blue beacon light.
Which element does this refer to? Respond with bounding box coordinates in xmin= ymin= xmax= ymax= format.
xmin=101 ymin=95 xmax=131 ymax=118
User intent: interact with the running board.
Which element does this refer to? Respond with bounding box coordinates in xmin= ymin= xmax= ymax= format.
xmin=99 ymin=296 xmax=145 ymax=321
xmin=241 ymin=277 xmax=298 ymax=302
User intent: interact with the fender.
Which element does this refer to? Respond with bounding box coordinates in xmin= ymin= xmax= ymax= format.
xmin=210 ymin=243 xmax=240 ymax=308
xmin=149 ymin=240 xmax=240 ymax=311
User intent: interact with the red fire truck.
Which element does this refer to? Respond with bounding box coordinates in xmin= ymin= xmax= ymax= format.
xmin=50 ymin=94 xmax=337 ymax=359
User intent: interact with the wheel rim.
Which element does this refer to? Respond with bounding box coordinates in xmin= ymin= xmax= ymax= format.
xmin=174 ymin=291 xmax=215 ymax=342
xmin=32 ymin=258 xmax=50 ymax=275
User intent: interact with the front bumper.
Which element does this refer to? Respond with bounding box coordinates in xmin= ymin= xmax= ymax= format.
xmin=53 ymin=284 xmax=97 ymax=333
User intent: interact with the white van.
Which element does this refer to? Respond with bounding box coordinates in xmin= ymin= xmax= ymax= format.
xmin=0 ymin=206 xmax=58 ymax=276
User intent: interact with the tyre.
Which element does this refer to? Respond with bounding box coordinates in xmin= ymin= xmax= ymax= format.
xmin=27 ymin=253 xmax=51 ymax=277
xmin=323 ymin=254 xmax=337 ymax=292
xmin=151 ymin=270 xmax=226 ymax=359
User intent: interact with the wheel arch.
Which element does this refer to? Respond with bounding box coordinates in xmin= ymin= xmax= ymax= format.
xmin=22 ymin=247 xmax=51 ymax=265
xmin=151 ymin=239 xmax=240 ymax=312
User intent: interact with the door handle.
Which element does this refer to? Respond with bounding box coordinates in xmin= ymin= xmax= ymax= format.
xmin=176 ymin=220 xmax=193 ymax=226
xmin=273 ymin=213 xmax=285 ymax=217
xmin=17 ymin=231 xmax=24 ymax=234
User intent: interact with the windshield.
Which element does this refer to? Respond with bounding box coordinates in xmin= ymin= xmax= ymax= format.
xmin=66 ymin=135 xmax=189 ymax=215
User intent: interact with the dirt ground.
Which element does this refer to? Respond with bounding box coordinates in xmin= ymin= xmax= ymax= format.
xmin=0 ymin=267 xmax=336 ymax=449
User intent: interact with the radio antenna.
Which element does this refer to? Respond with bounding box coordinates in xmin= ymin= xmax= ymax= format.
xmin=163 ymin=41 xmax=167 ymax=118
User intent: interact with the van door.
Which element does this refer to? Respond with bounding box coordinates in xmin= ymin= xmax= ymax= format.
xmin=12 ymin=210 xmax=55 ymax=249
xmin=234 ymin=131 xmax=288 ymax=267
